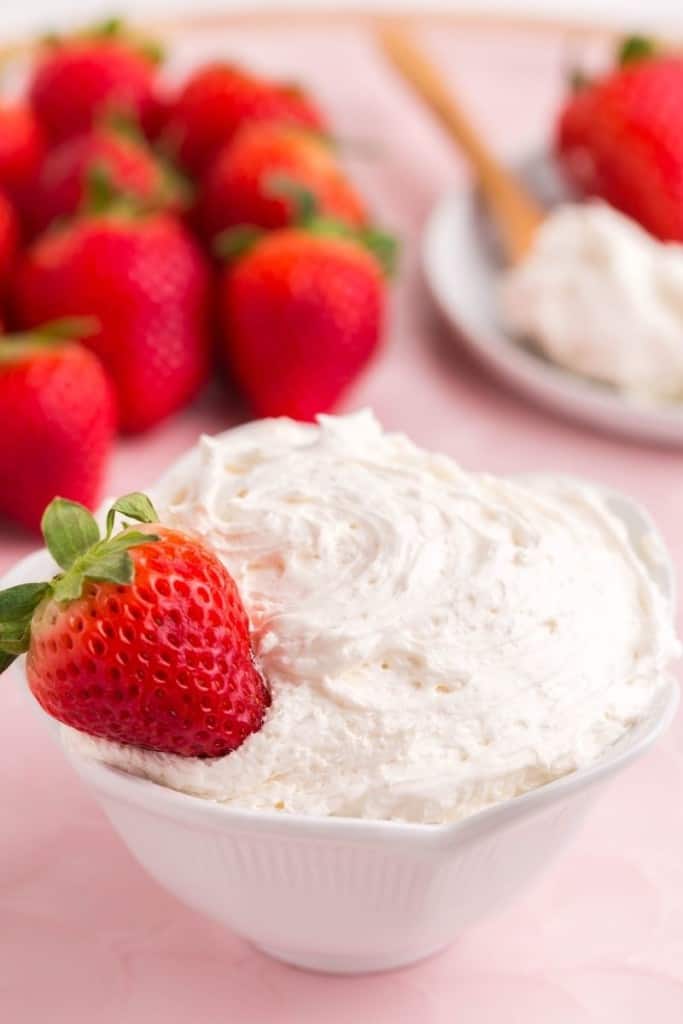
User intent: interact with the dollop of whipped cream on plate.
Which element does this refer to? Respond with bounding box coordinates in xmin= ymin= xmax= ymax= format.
xmin=64 ymin=411 xmax=680 ymax=824
xmin=500 ymin=201 xmax=683 ymax=401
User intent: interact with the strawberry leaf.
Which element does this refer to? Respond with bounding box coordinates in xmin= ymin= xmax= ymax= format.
xmin=93 ymin=16 xmax=124 ymax=38
xmin=104 ymin=530 xmax=160 ymax=554
xmin=307 ymin=216 xmax=399 ymax=277
xmin=84 ymin=165 xmax=150 ymax=218
xmin=105 ymin=493 xmax=158 ymax=538
xmin=85 ymin=163 xmax=124 ymax=215
xmin=103 ymin=109 xmax=145 ymax=142
xmin=41 ymin=498 xmax=100 ymax=571
xmin=215 ymin=225 xmax=265 ymax=262
xmin=0 ymin=492 xmax=163 ymax=666
xmin=0 ymin=620 xmax=32 ymax=653
xmin=618 ymin=35 xmax=658 ymax=66
xmin=0 ymin=318 xmax=100 ymax=365
xmin=83 ymin=549 xmax=135 ymax=585
xmin=110 ymin=493 xmax=158 ymax=524
xmin=355 ymin=227 xmax=398 ymax=277
xmin=0 ymin=583 xmax=49 ymax=621
xmin=0 ymin=583 xmax=50 ymax=661
xmin=36 ymin=317 xmax=99 ymax=341
xmin=265 ymin=175 xmax=319 ymax=223
xmin=52 ymin=571 xmax=86 ymax=604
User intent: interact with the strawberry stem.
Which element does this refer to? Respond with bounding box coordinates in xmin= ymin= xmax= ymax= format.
xmin=0 ymin=493 xmax=161 ymax=670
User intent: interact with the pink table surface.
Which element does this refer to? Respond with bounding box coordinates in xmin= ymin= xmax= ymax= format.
xmin=3 ymin=20 xmax=683 ymax=1024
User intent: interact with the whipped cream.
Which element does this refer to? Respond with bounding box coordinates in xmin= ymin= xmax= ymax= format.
xmin=500 ymin=201 xmax=683 ymax=401
xmin=64 ymin=412 xmax=679 ymax=824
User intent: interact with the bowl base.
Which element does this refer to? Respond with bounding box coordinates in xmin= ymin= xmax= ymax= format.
xmin=253 ymin=941 xmax=450 ymax=975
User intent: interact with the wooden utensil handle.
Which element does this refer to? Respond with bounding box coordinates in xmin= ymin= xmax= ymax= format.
xmin=379 ymin=23 xmax=544 ymax=264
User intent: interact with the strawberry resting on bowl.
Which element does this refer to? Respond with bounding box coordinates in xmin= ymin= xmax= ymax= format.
xmin=0 ymin=491 xmax=269 ymax=757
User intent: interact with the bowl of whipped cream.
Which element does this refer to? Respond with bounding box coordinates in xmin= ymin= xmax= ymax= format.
xmin=423 ymin=158 xmax=683 ymax=445
xmin=5 ymin=412 xmax=680 ymax=973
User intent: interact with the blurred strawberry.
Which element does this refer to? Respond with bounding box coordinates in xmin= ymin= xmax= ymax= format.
xmin=25 ymin=117 xmax=189 ymax=238
xmin=199 ymin=122 xmax=366 ymax=243
xmin=162 ymin=63 xmax=325 ymax=175
xmin=0 ymin=104 xmax=45 ymax=199
xmin=217 ymin=208 xmax=395 ymax=420
xmin=12 ymin=186 xmax=211 ymax=434
xmin=0 ymin=191 xmax=19 ymax=284
xmin=29 ymin=18 xmax=163 ymax=143
xmin=0 ymin=319 xmax=115 ymax=532
xmin=556 ymin=37 xmax=683 ymax=241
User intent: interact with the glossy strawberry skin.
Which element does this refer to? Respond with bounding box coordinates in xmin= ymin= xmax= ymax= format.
xmin=24 ymin=126 xmax=173 ymax=239
xmin=29 ymin=40 xmax=161 ymax=143
xmin=199 ymin=123 xmax=366 ymax=242
xmin=0 ymin=344 xmax=116 ymax=532
xmin=556 ymin=56 xmax=683 ymax=242
xmin=164 ymin=64 xmax=325 ymax=175
xmin=12 ymin=213 xmax=211 ymax=433
xmin=27 ymin=527 xmax=268 ymax=757
xmin=219 ymin=229 xmax=385 ymax=420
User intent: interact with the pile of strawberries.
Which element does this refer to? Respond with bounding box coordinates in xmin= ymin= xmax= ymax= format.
xmin=0 ymin=19 xmax=395 ymax=533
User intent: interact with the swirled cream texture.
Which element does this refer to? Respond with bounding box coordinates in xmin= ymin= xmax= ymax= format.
xmin=500 ymin=201 xmax=683 ymax=401
xmin=64 ymin=412 xmax=680 ymax=823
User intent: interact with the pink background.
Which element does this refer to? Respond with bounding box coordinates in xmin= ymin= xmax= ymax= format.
xmin=2 ymin=20 xmax=683 ymax=1022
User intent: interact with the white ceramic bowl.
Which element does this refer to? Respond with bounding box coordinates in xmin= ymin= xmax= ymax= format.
xmin=3 ymin=487 xmax=679 ymax=974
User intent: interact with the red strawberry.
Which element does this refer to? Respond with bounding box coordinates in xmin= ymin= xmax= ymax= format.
xmin=29 ymin=19 xmax=163 ymax=143
xmin=25 ymin=119 xmax=189 ymax=239
xmin=0 ymin=191 xmax=19 ymax=283
xmin=163 ymin=63 xmax=325 ymax=175
xmin=199 ymin=122 xmax=366 ymax=242
xmin=12 ymin=198 xmax=211 ymax=434
xmin=0 ymin=321 xmax=115 ymax=532
xmin=0 ymin=493 xmax=269 ymax=756
xmin=0 ymin=104 xmax=45 ymax=201
xmin=556 ymin=40 xmax=683 ymax=241
xmin=218 ymin=221 xmax=394 ymax=420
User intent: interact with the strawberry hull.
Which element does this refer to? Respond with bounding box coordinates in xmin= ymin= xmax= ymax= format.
xmin=26 ymin=525 xmax=268 ymax=757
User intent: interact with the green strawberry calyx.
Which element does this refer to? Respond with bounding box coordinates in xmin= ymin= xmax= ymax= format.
xmin=81 ymin=155 xmax=192 ymax=221
xmin=617 ymin=35 xmax=658 ymax=67
xmin=84 ymin=163 xmax=145 ymax=218
xmin=0 ymin=318 xmax=99 ymax=364
xmin=97 ymin=112 xmax=195 ymax=212
xmin=215 ymin=176 xmax=399 ymax=277
xmin=0 ymin=493 xmax=160 ymax=674
xmin=42 ymin=17 xmax=164 ymax=65
xmin=568 ymin=35 xmax=659 ymax=95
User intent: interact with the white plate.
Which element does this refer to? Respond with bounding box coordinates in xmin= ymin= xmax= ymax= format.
xmin=421 ymin=168 xmax=683 ymax=446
